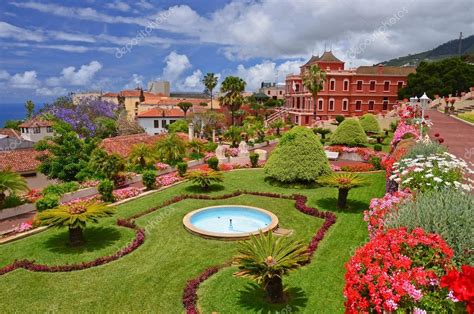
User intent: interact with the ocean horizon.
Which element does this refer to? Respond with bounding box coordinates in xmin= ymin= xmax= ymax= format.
xmin=0 ymin=103 xmax=44 ymax=127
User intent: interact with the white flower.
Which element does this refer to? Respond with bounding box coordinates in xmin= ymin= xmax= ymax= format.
xmin=425 ymin=173 xmax=434 ymax=178
xmin=433 ymin=177 xmax=443 ymax=183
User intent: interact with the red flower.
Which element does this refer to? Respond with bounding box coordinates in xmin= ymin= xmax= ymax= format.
xmin=441 ymin=265 xmax=474 ymax=312
xmin=434 ymin=133 xmax=440 ymax=138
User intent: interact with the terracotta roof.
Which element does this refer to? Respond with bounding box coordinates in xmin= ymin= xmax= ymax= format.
xmin=102 ymin=92 xmax=118 ymax=97
xmin=19 ymin=117 xmax=53 ymax=128
xmin=100 ymin=133 xmax=188 ymax=158
xmin=0 ymin=149 xmax=44 ymax=173
xmin=356 ymin=66 xmax=416 ymax=75
xmin=141 ymin=97 xmax=207 ymax=106
xmin=137 ymin=108 xmax=184 ymax=118
xmin=318 ymin=51 xmax=344 ymax=63
xmin=0 ymin=128 xmax=20 ymax=139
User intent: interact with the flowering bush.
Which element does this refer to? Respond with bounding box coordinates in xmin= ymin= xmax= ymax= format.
xmin=440 ymin=265 xmax=474 ymax=313
xmin=224 ymin=147 xmax=239 ymax=157
xmin=155 ymin=162 xmax=170 ymax=171
xmin=391 ymin=121 xmax=420 ymax=148
xmin=61 ymin=195 xmax=101 ymax=206
xmin=331 ymin=164 xmax=342 ymax=172
xmin=341 ymin=163 xmax=375 ymax=172
xmin=14 ymin=221 xmax=33 ymax=233
xmin=363 ymin=190 xmax=412 ymax=238
xmin=79 ymin=180 xmax=100 ymax=189
xmin=203 ymin=152 xmax=216 ymax=162
xmin=156 ymin=173 xmax=181 ymax=187
xmin=23 ymin=189 xmax=42 ymax=203
xmin=218 ymin=163 xmax=234 ymax=171
xmin=344 ymin=228 xmax=456 ymax=313
xmin=390 ymin=152 xmax=472 ymax=192
xmin=112 ymin=187 xmax=141 ymax=201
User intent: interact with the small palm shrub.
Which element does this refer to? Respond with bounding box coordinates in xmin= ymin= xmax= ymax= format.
xmin=128 ymin=143 xmax=156 ymax=170
xmin=249 ymin=152 xmax=259 ymax=168
xmin=385 ymin=189 xmax=473 ymax=265
xmin=264 ymin=126 xmax=331 ymax=183
xmin=35 ymin=200 xmax=115 ymax=246
xmin=234 ymin=231 xmax=308 ymax=303
xmin=155 ymin=133 xmax=186 ymax=165
xmin=1 ymin=194 xmax=24 ymax=210
xmin=404 ymin=141 xmax=447 ymax=159
xmin=318 ymin=173 xmax=367 ymax=208
xmin=207 ymin=156 xmax=219 ymax=171
xmin=0 ymin=169 xmax=28 ymax=206
xmin=330 ymin=119 xmax=368 ymax=147
xmin=313 ymin=127 xmax=331 ymax=139
xmin=176 ymin=162 xmax=188 ymax=177
xmin=335 ymin=115 xmax=345 ymax=125
xmin=359 ymin=113 xmax=381 ymax=134
xmin=98 ymin=179 xmax=115 ymax=202
xmin=186 ymin=170 xmax=223 ymax=191
xmin=36 ymin=194 xmax=60 ymax=211
xmin=142 ymin=170 xmax=157 ymax=190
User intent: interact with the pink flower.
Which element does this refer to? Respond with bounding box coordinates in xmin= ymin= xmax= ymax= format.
xmin=155 ymin=162 xmax=170 ymax=171
xmin=156 ymin=173 xmax=182 ymax=187
xmin=112 ymin=187 xmax=141 ymax=201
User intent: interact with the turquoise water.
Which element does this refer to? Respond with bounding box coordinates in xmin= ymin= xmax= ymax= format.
xmin=190 ymin=206 xmax=272 ymax=234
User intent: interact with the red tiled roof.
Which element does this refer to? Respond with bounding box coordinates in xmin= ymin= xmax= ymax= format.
xmin=356 ymin=66 xmax=416 ymax=75
xmin=100 ymin=133 xmax=189 ymax=158
xmin=0 ymin=149 xmax=44 ymax=173
xmin=141 ymin=97 xmax=207 ymax=106
xmin=102 ymin=92 xmax=118 ymax=97
xmin=19 ymin=117 xmax=53 ymax=128
xmin=137 ymin=108 xmax=185 ymax=118
xmin=0 ymin=128 xmax=20 ymax=139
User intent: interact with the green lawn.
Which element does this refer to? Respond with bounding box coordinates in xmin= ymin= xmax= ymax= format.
xmin=0 ymin=169 xmax=385 ymax=312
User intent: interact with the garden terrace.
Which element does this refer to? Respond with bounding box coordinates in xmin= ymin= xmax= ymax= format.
xmin=0 ymin=169 xmax=385 ymax=312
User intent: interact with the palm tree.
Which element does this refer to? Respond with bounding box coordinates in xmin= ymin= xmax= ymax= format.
xmin=0 ymin=170 xmax=29 ymax=206
xmin=234 ymin=231 xmax=308 ymax=303
xmin=129 ymin=143 xmax=156 ymax=169
xmin=177 ymin=102 xmax=193 ymax=118
xmin=35 ymin=200 xmax=115 ymax=246
xmin=302 ymin=64 xmax=326 ymax=124
xmin=317 ymin=173 xmax=367 ymax=208
xmin=224 ymin=126 xmax=243 ymax=147
xmin=186 ymin=170 xmax=223 ymax=191
xmin=203 ymin=73 xmax=218 ymax=110
xmin=25 ymin=100 xmax=35 ymax=119
xmin=220 ymin=76 xmax=246 ymax=125
xmin=155 ymin=133 xmax=186 ymax=165
xmin=270 ymin=120 xmax=285 ymax=137
xmin=188 ymin=140 xmax=205 ymax=159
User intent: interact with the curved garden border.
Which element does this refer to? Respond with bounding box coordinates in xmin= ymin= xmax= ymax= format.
xmin=0 ymin=191 xmax=337 ymax=314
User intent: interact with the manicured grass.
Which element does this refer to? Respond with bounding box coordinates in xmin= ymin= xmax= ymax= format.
xmin=0 ymin=169 xmax=385 ymax=312
xmin=457 ymin=112 xmax=474 ymax=123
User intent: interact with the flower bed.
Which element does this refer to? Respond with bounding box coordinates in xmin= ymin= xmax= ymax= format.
xmin=156 ymin=172 xmax=182 ymax=187
xmin=326 ymin=145 xmax=387 ymax=161
xmin=344 ymin=227 xmax=456 ymax=313
xmin=112 ymin=187 xmax=142 ymax=202
xmin=155 ymin=162 xmax=170 ymax=171
xmin=390 ymin=121 xmax=419 ymax=149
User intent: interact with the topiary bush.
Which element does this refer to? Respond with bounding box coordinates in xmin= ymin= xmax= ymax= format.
xmin=98 ymin=179 xmax=115 ymax=202
xmin=335 ymin=115 xmax=345 ymax=125
xmin=359 ymin=113 xmax=381 ymax=134
xmin=330 ymin=119 xmax=368 ymax=147
xmin=176 ymin=162 xmax=188 ymax=177
xmin=373 ymin=144 xmax=382 ymax=151
xmin=249 ymin=152 xmax=259 ymax=168
xmin=264 ymin=126 xmax=331 ymax=183
xmin=142 ymin=170 xmax=157 ymax=190
xmin=385 ymin=189 xmax=473 ymax=266
xmin=207 ymin=156 xmax=219 ymax=171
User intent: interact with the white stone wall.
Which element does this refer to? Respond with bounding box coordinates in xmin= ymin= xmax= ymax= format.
xmin=20 ymin=126 xmax=53 ymax=142
xmin=138 ymin=117 xmax=183 ymax=135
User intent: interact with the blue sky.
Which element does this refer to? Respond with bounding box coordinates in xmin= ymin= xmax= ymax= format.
xmin=0 ymin=0 xmax=472 ymax=104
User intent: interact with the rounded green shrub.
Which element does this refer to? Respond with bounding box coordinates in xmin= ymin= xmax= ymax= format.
xmin=142 ymin=170 xmax=157 ymax=190
xmin=207 ymin=156 xmax=219 ymax=171
xmin=330 ymin=119 xmax=368 ymax=147
xmin=98 ymin=179 xmax=115 ymax=202
xmin=249 ymin=152 xmax=259 ymax=168
xmin=36 ymin=194 xmax=60 ymax=212
xmin=373 ymin=144 xmax=382 ymax=151
xmin=264 ymin=126 xmax=331 ymax=183
xmin=176 ymin=162 xmax=188 ymax=177
xmin=359 ymin=113 xmax=381 ymax=134
xmin=335 ymin=115 xmax=345 ymax=125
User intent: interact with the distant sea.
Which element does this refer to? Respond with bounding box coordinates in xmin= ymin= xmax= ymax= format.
xmin=0 ymin=103 xmax=44 ymax=127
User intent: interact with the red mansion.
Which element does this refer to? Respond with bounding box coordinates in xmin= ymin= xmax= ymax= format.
xmin=284 ymin=51 xmax=416 ymax=125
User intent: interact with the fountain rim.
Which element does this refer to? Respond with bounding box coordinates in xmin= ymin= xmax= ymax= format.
xmin=183 ymin=205 xmax=279 ymax=240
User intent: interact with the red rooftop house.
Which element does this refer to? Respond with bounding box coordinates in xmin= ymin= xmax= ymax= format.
xmin=284 ymin=51 xmax=416 ymax=125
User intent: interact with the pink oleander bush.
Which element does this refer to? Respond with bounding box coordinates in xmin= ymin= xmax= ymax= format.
xmin=156 ymin=172 xmax=182 ymax=187
xmin=112 ymin=187 xmax=141 ymax=201
xmin=203 ymin=152 xmax=216 ymax=162
xmin=363 ymin=190 xmax=412 ymax=238
xmin=391 ymin=121 xmax=420 ymax=148
xmin=344 ymin=227 xmax=456 ymax=313
xmin=155 ymin=162 xmax=170 ymax=171
xmin=224 ymin=147 xmax=239 ymax=157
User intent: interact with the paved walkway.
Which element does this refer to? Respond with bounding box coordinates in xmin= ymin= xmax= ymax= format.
xmin=428 ymin=109 xmax=474 ymax=163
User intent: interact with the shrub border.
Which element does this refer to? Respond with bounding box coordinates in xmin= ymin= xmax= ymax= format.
xmin=0 ymin=191 xmax=337 ymax=314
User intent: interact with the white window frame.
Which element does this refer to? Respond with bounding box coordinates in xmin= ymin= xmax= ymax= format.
xmin=328 ymin=98 xmax=335 ymax=111
xmin=383 ymin=80 xmax=390 ymax=92
xmin=342 ymin=98 xmax=349 ymax=111
xmin=368 ymin=100 xmax=375 ymax=111
xmin=397 ymin=81 xmax=404 ymax=90
xmin=343 ymin=79 xmax=350 ymax=91
xmin=329 ymin=78 xmax=336 ymax=91
xmin=369 ymin=80 xmax=376 ymax=92
xmin=318 ymin=98 xmax=324 ymax=111
xmin=356 ymin=80 xmax=363 ymax=91
xmin=355 ymin=100 xmax=362 ymax=111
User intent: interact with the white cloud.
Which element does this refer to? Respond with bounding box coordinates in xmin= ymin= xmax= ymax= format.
xmin=36 ymin=86 xmax=68 ymax=96
xmin=162 ymin=51 xmax=191 ymax=84
xmin=123 ymin=74 xmax=145 ymax=89
xmin=9 ymin=71 xmax=40 ymax=88
xmin=105 ymin=1 xmax=131 ymax=12
xmin=136 ymin=0 xmax=154 ymax=10
xmin=0 ymin=70 xmax=10 ymax=80
xmin=48 ymin=31 xmax=96 ymax=43
xmin=180 ymin=69 xmax=203 ymax=91
xmin=47 ymin=61 xmax=102 ymax=86
xmin=236 ymin=60 xmax=303 ymax=91
xmin=0 ymin=21 xmax=45 ymax=42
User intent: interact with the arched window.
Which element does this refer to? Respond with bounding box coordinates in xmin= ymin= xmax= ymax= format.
xmin=343 ymin=79 xmax=349 ymax=91
xmin=330 ymin=79 xmax=336 ymax=91
xmin=368 ymin=100 xmax=375 ymax=111
xmin=318 ymin=98 xmax=324 ymax=111
xmin=329 ymin=98 xmax=335 ymax=111
xmin=342 ymin=98 xmax=349 ymax=111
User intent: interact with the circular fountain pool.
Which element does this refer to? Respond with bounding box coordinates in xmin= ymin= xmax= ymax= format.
xmin=183 ymin=205 xmax=279 ymax=240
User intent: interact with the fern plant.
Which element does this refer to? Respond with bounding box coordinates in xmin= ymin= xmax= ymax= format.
xmin=35 ymin=200 xmax=115 ymax=246
xmin=234 ymin=231 xmax=308 ymax=303
xmin=0 ymin=170 xmax=28 ymax=206
xmin=185 ymin=170 xmax=223 ymax=191
xmin=318 ymin=173 xmax=367 ymax=208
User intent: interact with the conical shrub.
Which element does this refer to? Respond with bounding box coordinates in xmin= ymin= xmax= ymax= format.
xmin=330 ymin=119 xmax=368 ymax=147
xmin=264 ymin=126 xmax=331 ymax=183
xmin=359 ymin=113 xmax=381 ymax=134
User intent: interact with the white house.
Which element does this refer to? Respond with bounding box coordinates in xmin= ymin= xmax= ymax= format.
xmin=19 ymin=117 xmax=54 ymax=142
xmin=137 ymin=107 xmax=185 ymax=135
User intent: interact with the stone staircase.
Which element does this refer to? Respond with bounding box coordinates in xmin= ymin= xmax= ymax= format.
xmin=264 ymin=107 xmax=289 ymax=127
